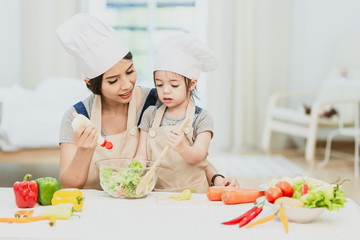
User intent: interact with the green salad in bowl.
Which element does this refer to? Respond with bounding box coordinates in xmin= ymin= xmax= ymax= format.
xmin=267 ymin=176 xmax=347 ymax=210
xmin=263 ymin=176 xmax=347 ymax=223
xmin=95 ymin=158 xmax=159 ymax=199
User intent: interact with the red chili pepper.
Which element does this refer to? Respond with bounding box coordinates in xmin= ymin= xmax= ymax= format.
xmin=301 ymin=183 xmax=309 ymax=195
xmin=13 ymin=174 xmax=38 ymax=208
xmin=221 ymin=206 xmax=258 ymax=225
xmin=239 ymin=207 xmax=263 ymax=228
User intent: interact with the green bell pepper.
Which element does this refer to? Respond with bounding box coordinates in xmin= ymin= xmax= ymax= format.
xmin=35 ymin=177 xmax=61 ymax=206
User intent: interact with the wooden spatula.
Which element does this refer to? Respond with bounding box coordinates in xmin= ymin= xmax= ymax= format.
xmin=136 ymin=117 xmax=191 ymax=195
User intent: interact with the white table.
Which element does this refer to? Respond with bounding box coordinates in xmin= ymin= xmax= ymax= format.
xmin=0 ymin=188 xmax=360 ymax=240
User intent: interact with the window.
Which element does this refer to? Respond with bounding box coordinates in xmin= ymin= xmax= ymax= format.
xmin=88 ymin=0 xmax=209 ymax=106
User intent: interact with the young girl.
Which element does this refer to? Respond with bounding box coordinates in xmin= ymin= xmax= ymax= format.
xmin=135 ymin=34 xmax=237 ymax=193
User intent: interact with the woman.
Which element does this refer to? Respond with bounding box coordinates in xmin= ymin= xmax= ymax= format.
xmin=57 ymin=13 xmax=238 ymax=189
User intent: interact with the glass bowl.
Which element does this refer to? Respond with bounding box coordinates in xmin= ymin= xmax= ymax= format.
xmin=95 ymin=158 xmax=159 ymax=199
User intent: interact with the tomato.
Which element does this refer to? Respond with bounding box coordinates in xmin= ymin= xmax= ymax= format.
xmin=265 ymin=186 xmax=283 ymax=203
xmin=276 ymin=181 xmax=294 ymax=197
xmin=301 ymin=183 xmax=309 ymax=195
xmin=117 ymin=187 xmax=125 ymax=197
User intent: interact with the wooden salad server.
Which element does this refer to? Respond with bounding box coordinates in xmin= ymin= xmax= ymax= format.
xmin=136 ymin=117 xmax=191 ymax=195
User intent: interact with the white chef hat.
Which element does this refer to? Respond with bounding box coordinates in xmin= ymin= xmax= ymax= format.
xmin=56 ymin=13 xmax=130 ymax=79
xmin=154 ymin=33 xmax=218 ymax=79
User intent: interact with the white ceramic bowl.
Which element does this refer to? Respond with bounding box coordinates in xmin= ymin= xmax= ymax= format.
xmin=267 ymin=201 xmax=325 ymax=223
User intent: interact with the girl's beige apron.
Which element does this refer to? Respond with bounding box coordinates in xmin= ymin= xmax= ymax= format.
xmin=147 ymin=101 xmax=208 ymax=193
xmin=84 ymin=94 xmax=139 ymax=189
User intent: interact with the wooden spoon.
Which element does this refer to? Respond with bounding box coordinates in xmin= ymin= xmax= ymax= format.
xmin=136 ymin=117 xmax=191 ymax=195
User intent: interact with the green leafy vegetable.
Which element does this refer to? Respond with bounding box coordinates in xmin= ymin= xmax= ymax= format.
xmin=291 ymin=177 xmax=347 ymax=211
xmin=100 ymin=160 xmax=144 ymax=197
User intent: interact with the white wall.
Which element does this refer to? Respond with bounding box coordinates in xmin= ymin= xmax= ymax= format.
xmin=0 ymin=0 xmax=84 ymax=89
xmin=0 ymin=0 xmax=21 ymax=87
xmin=290 ymin=0 xmax=360 ymax=96
xmin=21 ymin=0 xmax=83 ymax=89
xmin=207 ymin=0 xmax=293 ymax=151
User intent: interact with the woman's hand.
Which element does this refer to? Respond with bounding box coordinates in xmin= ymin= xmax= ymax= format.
xmin=214 ymin=176 xmax=239 ymax=187
xmin=167 ymin=129 xmax=186 ymax=153
xmin=72 ymin=123 xmax=99 ymax=149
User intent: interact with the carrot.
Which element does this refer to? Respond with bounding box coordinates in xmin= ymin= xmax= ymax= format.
xmin=15 ymin=210 xmax=34 ymax=218
xmin=245 ymin=213 xmax=276 ymax=228
xmin=0 ymin=218 xmax=19 ymax=223
xmin=221 ymin=189 xmax=265 ymax=205
xmin=207 ymin=187 xmax=262 ymax=201
xmin=207 ymin=187 xmax=232 ymax=201
xmin=48 ymin=217 xmax=56 ymax=227
xmin=0 ymin=216 xmax=56 ymax=227
xmin=279 ymin=207 xmax=288 ymax=233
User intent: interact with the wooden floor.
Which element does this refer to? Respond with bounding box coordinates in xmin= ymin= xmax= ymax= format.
xmin=0 ymin=145 xmax=359 ymax=205
xmin=266 ymin=148 xmax=360 ymax=205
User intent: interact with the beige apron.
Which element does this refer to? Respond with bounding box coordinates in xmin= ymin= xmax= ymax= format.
xmin=83 ymin=94 xmax=139 ymax=189
xmin=147 ymin=100 xmax=208 ymax=193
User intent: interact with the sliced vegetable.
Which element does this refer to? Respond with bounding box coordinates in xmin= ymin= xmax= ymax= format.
xmin=222 ymin=189 xmax=265 ymax=205
xmin=14 ymin=210 xmax=34 ymax=218
xmin=300 ymin=184 xmax=346 ymax=210
xmin=99 ymin=160 xmax=144 ymax=197
xmin=169 ymin=189 xmax=194 ymax=201
xmin=291 ymin=177 xmax=319 ymax=199
xmin=275 ymin=176 xmax=347 ymax=211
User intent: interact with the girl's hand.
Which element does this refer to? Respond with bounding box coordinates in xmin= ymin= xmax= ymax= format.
xmin=72 ymin=123 xmax=98 ymax=149
xmin=167 ymin=129 xmax=186 ymax=153
xmin=214 ymin=176 xmax=239 ymax=187
xmin=223 ymin=177 xmax=240 ymax=187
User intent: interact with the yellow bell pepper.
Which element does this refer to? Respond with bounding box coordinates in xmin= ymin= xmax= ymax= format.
xmin=51 ymin=188 xmax=84 ymax=211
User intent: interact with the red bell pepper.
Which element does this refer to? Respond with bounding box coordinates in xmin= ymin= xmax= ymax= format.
xmin=13 ymin=174 xmax=38 ymax=208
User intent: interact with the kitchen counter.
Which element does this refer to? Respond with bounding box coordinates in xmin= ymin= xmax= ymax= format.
xmin=0 ymin=188 xmax=360 ymax=240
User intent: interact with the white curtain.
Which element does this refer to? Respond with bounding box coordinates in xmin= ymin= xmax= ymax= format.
xmin=20 ymin=0 xmax=83 ymax=89
xmin=207 ymin=0 xmax=293 ymax=152
xmin=0 ymin=0 xmax=21 ymax=87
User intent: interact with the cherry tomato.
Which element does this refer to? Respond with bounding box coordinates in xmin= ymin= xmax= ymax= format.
xmin=266 ymin=186 xmax=283 ymax=203
xmin=276 ymin=181 xmax=294 ymax=197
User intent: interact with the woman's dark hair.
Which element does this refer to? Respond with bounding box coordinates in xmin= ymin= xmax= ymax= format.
xmin=86 ymin=51 xmax=133 ymax=95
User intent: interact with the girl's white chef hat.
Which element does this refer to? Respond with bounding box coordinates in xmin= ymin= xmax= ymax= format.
xmin=154 ymin=33 xmax=218 ymax=79
xmin=56 ymin=13 xmax=129 ymax=79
